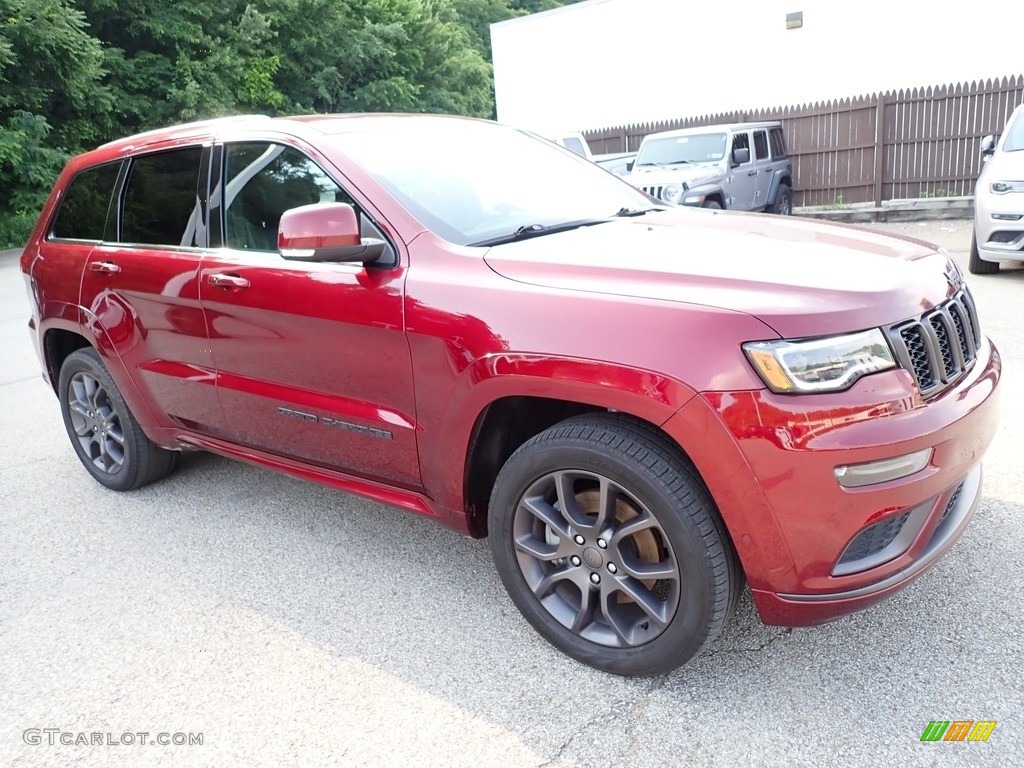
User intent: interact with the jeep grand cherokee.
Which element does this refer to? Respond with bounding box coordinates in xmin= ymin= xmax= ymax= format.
xmin=20 ymin=114 xmax=1000 ymax=676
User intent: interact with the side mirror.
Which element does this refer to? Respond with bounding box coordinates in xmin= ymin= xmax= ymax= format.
xmin=278 ymin=202 xmax=385 ymax=263
xmin=980 ymin=134 xmax=997 ymax=156
xmin=732 ymin=147 xmax=750 ymax=166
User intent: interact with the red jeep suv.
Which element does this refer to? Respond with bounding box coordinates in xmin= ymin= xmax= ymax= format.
xmin=20 ymin=114 xmax=1001 ymax=676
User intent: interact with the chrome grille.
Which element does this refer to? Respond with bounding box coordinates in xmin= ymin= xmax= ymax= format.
xmin=887 ymin=289 xmax=981 ymax=398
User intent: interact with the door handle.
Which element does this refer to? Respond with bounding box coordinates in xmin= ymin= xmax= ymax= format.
xmin=747 ymin=170 xmax=758 ymax=176
xmin=208 ymin=273 xmax=250 ymax=289
xmin=89 ymin=261 xmax=121 ymax=275
xmin=208 ymin=273 xmax=250 ymax=290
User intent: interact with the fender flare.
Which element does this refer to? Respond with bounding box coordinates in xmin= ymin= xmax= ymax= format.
xmin=418 ymin=353 xmax=698 ymax=518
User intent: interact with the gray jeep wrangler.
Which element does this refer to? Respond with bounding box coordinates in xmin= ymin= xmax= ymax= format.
xmin=623 ymin=121 xmax=793 ymax=214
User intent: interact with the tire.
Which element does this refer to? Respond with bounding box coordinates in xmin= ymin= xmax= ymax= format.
xmin=702 ymin=199 xmax=723 ymax=210
xmin=489 ymin=413 xmax=741 ymax=676
xmin=968 ymin=227 xmax=998 ymax=274
xmin=768 ymin=184 xmax=792 ymax=215
xmin=58 ymin=347 xmax=178 ymax=491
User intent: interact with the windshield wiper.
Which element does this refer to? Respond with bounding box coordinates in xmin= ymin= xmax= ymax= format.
xmin=470 ymin=219 xmax=608 ymax=247
xmin=614 ymin=207 xmax=661 ymax=217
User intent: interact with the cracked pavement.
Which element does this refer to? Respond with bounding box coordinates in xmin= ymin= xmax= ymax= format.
xmin=2 ymin=222 xmax=1022 ymax=767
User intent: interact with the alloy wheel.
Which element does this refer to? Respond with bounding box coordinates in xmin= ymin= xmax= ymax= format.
xmin=511 ymin=469 xmax=680 ymax=648
xmin=66 ymin=371 xmax=126 ymax=474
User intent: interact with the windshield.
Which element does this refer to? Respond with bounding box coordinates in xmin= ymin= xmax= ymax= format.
xmin=328 ymin=120 xmax=652 ymax=246
xmin=1004 ymin=109 xmax=1024 ymax=152
xmin=636 ymin=133 xmax=727 ymax=167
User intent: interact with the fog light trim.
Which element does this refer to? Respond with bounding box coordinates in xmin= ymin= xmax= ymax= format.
xmin=834 ymin=447 xmax=933 ymax=489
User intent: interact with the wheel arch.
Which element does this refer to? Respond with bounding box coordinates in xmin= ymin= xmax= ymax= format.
xmin=767 ymin=171 xmax=793 ymax=206
xmin=430 ymin=355 xmax=700 ymax=537
xmin=43 ymin=326 xmax=91 ymax=395
xmin=39 ymin=315 xmax=164 ymax=439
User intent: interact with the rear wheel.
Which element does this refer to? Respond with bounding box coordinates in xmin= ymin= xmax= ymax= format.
xmin=768 ymin=184 xmax=792 ymax=215
xmin=968 ymin=227 xmax=998 ymax=274
xmin=58 ymin=347 xmax=178 ymax=490
xmin=489 ymin=413 xmax=740 ymax=676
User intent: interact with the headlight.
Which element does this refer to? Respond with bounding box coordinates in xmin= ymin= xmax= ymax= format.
xmin=743 ymin=329 xmax=896 ymax=393
xmin=990 ymin=181 xmax=1024 ymax=194
xmin=661 ymin=184 xmax=683 ymax=204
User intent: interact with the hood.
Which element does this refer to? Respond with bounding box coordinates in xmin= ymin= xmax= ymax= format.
xmin=482 ymin=207 xmax=958 ymax=339
xmin=623 ymin=162 xmax=723 ymax=188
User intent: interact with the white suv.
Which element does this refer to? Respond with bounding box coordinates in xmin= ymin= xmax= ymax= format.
xmin=971 ymin=103 xmax=1024 ymax=274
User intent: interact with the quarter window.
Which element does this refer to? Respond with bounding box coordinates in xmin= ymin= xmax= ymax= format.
xmin=769 ymin=128 xmax=788 ymax=159
xmin=223 ymin=144 xmax=353 ymax=252
xmin=50 ymin=163 xmax=121 ymax=241
xmin=121 ymin=148 xmax=204 ymax=247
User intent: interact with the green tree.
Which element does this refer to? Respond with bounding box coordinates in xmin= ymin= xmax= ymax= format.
xmin=270 ymin=0 xmax=492 ymax=116
xmin=0 ymin=0 xmax=110 ymax=246
xmin=510 ymin=0 xmax=582 ymax=13
xmin=78 ymin=0 xmax=286 ymax=129
xmin=1 ymin=0 xmax=587 ymax=246
xmin=452 ymin=0 xmax=519 ymax=58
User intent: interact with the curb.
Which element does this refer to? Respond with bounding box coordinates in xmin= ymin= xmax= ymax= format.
xmin=795 ymin=196 xmax=974 ymax=223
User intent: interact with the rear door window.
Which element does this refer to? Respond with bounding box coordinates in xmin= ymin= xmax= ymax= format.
xmin=754 ymin=131 xmax=769 ymax=161
xmin=120 ymin=148 xmax=204 ymax=247
xmin=50 ymin=162 xmax=121 ymax=241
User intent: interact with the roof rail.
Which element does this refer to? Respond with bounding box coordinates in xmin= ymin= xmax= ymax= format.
xmin=98 ymin=114 xmax=272 ymax=149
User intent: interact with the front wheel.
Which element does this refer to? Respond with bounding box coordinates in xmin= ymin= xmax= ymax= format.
xmin=968 ymin=227 xmax=998 ymax=274
xmin=702 ymin=199 xmax=723 ymax=210
xmin=58 ymin=347 xmax=178 ymax=490
xmin=489 ymin=413 xmax=740 ymax=676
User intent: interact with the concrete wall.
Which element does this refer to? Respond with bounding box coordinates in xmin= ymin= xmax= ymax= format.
xmin=491 ymin=0 xmax=1024 ymax=135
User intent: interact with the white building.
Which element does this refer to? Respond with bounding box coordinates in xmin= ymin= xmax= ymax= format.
xmin=491 ymin=0 xmax=1024 ymax=135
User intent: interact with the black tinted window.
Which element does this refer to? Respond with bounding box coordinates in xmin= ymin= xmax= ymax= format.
xmin=223 ymin=144 xmax=352 ymax=252
xmin=754 ymin=131 xmax=769 ymax=160
xmin=121 ymin=148 xmax=203 ymax=247
xmin=769 ymin=128 xmax=787 ymax=159
xmin=51 ymin=163 xmax=120 ymax=241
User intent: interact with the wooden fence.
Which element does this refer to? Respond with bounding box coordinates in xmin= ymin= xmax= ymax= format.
xmin=583 ymin=76 xmax=1024 ymax=207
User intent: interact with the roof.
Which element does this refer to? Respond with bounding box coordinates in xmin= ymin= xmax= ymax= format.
xmin=643 ymin=121 xmax=783 ymax=141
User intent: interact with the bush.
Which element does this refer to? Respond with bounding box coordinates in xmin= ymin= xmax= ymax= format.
xmin=0 ymin=211 xmax=37 ymax=250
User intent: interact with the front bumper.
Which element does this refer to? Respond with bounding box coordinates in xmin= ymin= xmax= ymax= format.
xmin=663 ymin=336 xmax=1001 ymax=627
xmin=754 ymin=464 xmax=981 ymax=625
xmin=975 ymin=193 xmax=1024 ymax=263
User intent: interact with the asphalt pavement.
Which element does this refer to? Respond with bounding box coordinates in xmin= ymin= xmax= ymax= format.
xmin=1 ymin=223 xmax=1022 ymax=767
